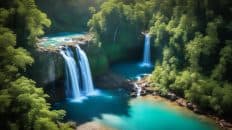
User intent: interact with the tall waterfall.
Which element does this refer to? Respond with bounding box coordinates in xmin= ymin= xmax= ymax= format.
xmin=142 ymin=34 xmax=151 ymax=66
xmin=75 ymin=45 xmax=94 ymax=94
xmin=60 ymin=48 xmax=81 ymax=99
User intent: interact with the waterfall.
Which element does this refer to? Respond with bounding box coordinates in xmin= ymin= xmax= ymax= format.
xmin=134 ymin=83 xmax=141 ymax=97
xmin=60 ymin=48 xmax=81 ymax=99
xmin=75 ymin=45 xmax=94 ymax=95
xmin=60 ymin=45 xmax=96 ymax=100
xmin=142 ymin=34 xmax=151 ymax=66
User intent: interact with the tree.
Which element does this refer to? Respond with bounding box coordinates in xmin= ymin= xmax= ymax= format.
xmin=146 ymin=0 xmax=232 ymax=116
xmin=211 ymin=41 xmax=232 ymax=81
xmin=0 ymin=0 xmax=73 ymax=129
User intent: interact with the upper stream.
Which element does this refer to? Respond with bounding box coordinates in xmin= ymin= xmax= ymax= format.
xmin=38 ymin=32 xmax=85 ymax=47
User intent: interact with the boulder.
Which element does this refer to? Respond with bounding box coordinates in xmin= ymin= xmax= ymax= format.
xmin=136 ymin=78 xmax=147 ymax=85
xmin=130 ymin=92 xmax=137 ymax=97
xmin=144 ymin=82 xmax=150 ymax=88
xmin=176 ymin=98 xmax=187 ymax=107
xmin=219 ymin=120 xmax=232 ymax=128
xmin=152 ymin=91 xmax=158 ymax=96
xmin=166 ymin=92 xmax=177 ymax=101
xmin=193 ymin=107 xmax=203 ymax=114
xmin=131 ymin=87 xmax=137 ymax=92
xmin=145 ymin=87 xmax=154 ymax=94
xmin=95 ymin=72 xmax=133 ymax=90
xmin=141 ymin=90 xmax=147 ymax=96
xmin=187 ymin=102 xmax=194 ymax=110
xmin=138 ymin=83 xmax=146 ymax=88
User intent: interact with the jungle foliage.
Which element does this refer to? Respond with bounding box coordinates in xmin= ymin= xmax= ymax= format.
xmin=146 ymin=0 xmax=232 ymax=116
xmin=88 ymin=0 xmax=156 ymax=61
xmin=0 ymin=0 xmax=232 ymax=129
xmin=35 ymin=0 xmax=105 ymax=33
xmin=0 ymin=0 xmax=73 ymax=129
xmin=89 ymin=0 xmax=232 ymax=116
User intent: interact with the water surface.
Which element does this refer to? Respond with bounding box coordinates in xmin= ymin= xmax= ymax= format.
xmin=111 ymin=61 xmax=153 ymax=80
xmin=54 ymin=61 xmax=219 ymax=130
xmin=38 ymin=32 xmax=85 ymax=47
xmin=55 ymin=89 xmax=218 ymax=130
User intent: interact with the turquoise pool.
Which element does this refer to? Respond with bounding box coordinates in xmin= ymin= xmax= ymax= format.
xmin=54 ymin=61 xmax=219 ymax=130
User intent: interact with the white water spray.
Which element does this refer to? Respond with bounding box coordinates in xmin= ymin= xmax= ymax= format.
xmin=60 ymin=48 xmax=81 ymax=99
xmin=75 ymin=45 xmax=94 ymax=95
xmin=142 ymin=34 xmax=151 ymax=66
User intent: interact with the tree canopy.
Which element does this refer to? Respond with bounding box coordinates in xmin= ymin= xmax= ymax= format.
xmin=146 ymin=0 xmax=232 ymax=116
xmin=89 ymin=0 xmax=232 ymax=116
xmin=0 ymin=0 xmax=73 ymax=129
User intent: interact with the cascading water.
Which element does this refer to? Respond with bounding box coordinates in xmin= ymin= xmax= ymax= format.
xmin=142 ymin=34 xmax=151 ymax=66
xmin=60 ymin=48 xmax=81 ymax=99
xmin=75 ymin=45 xmax=94 ymax=95
xmin=134 ymin=83 xmax=141 ymax=97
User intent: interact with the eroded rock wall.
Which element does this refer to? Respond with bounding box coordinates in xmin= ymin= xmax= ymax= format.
xmin=29 ymin=50 xmax=64 ymax=87
xmin=29 ymin=43 xmax=109 ymax=88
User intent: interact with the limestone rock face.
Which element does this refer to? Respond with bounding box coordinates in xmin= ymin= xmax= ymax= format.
xmin=29 ymin=42 xmax=109 ymax=88
xmin=29 ymin=50 xmax=64 ymax=87
xmin=95 ymin=72 xmax=134 ymax=90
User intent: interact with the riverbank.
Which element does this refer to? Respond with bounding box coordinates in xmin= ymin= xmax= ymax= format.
xmin=76 ymin=121 xmax=113 ymax=130
xmin=131 ymin=76 xmax=232 ymax=130
xmin=93 ymin=62 xmax=232 ymax=130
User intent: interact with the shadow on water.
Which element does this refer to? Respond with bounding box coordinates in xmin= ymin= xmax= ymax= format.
xmin=52 ymin=61 xmax=153 ymax=125
xmin=111 ymin=61 xmax=154 ymax=80
xmin=54 ymin=88 xmax=131 ymax=124
xmin=52 ymin=61 xmax=219 ymax=130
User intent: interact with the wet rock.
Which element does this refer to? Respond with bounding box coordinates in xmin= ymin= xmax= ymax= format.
xmin=130 ymin=92 xmax=137 ymax=97
xmin=144 ymin=83 xmax=149 ymax=88
xmin=95 ymin=72 xmax=133 ymax=90
xmin=141 ymin=90 xmax=147 ymax=96
xmin=187 ymin=102 xmax=194 ymax=110
xmin=193 ymin=107 xmax=203 ymax=114
xmin=145 ymin=87 xmax=154 ymax=94
xmin=131 ymin=87 xmax=137 ymax=92
xmin=152 ymin=92 xmax=158 ymax=96
xmin=176 ymin=98 xmax=187 ymax=107
xmin=219 ymin=120 xmax=232 ymax=128
xmin=166 ymin=92 xmax=177 ymax=101
xmin=138 ymin=83 xmax=146 ymax=88
xmin=136 ymin=78 xmax=147 ymax=85
xmin=29 ymin=50 xmax=64 ymax=87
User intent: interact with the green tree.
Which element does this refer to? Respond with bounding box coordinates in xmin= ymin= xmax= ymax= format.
xmin=211 ymin=41 xmax=232 ymax=81
xmin=0 ymin=0 xmax=73 ymax=129
xmin=146 ymin=0 xmax=232 ymax=116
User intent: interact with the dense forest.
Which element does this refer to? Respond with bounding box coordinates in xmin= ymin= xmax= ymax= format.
xmin=35 ymin=0 xmax=105 ymax=33
xmin=0 ymin=0 xmax=232 ymax=130
xmin=0 ymin=0 xmax=73 ymax=129
xmin=88 ymin=0 xmax=232 ymax=116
